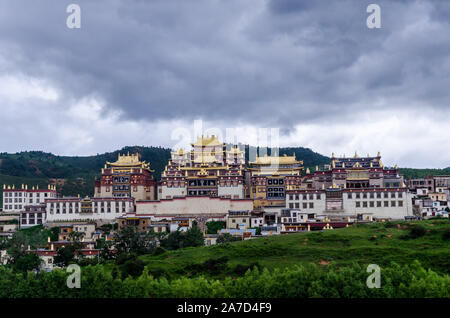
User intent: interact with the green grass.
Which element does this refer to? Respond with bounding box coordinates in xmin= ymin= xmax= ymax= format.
xmin=139 ymin=219 xmax=450 ymax=279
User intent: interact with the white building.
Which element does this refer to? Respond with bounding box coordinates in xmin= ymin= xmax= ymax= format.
xmin=286 ymin=187 xmax=413 ymax=220
xmin=45 ymin=197 xmax=134 ymax=222
xmin=136 ymin=196 xmax=253 ymax=218
xmin=2 ymin=184 xmax=56 ymax=214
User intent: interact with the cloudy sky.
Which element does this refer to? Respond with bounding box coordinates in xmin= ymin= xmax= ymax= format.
xmin=0 ymin=0 xmax=449 ymax=168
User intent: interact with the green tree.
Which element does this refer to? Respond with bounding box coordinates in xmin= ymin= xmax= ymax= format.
xmin=217 ymin=233 xmax=242 ymax=244
xmin=184 ymin=224 xmax=205 ymax=248
xmin=13 ymin=253 xmax=41 ymax=272
xmin=160 ymin=225 xmax=204 ymax=250
xmin=113 ymin=226 xmax=158 ymax=255
xmin=410 ymin=225 xmax=426 ymax=238
xmin=54 ymin=245 xmax=77 ymax=267
xmin=69 ymin=231 xmax=85 ymax=242
xmin=206 ymin=221 xmax=226 ymax=234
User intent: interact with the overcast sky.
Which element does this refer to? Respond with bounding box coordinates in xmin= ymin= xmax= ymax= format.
xmin=0 ymin=0 xmax=449 ymax=168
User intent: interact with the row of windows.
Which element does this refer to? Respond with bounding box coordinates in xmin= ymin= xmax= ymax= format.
xmin=288 ymin=192 xmax=404 ymax=201
xmin=348 ymin=192 xmax=403 ymax=199
xmin=21 ymin=219 xmax=43 ymax=225
xmin=267 ymin=179 xmax=284 ymax=185
xmin=21 ymin=213 xmax=43 ymax=218
xmin=288 ymin=200 xmax=405 ymax=210
xmin=4 ymin=192 xmax=51 ymax=197
xmin=51 ymin=208 xmax=125 ymax=214
xmin=4 ymin=198 xmax=42 ymax=204
xmin=288 ymin=202 xmax=314 ymax=209
xmin=49 ymin=202 xmax=123 ymax=208
xmin=4 ymin=205 xmax=22 ymax=210
xmin=356 ymin=201 xmax=404 ymax=208
xmin=289 ymin=194 xmax=322 ymax=201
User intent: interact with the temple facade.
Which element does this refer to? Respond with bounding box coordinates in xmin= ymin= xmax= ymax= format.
xmin=159 ymin=135 xmax=246 ymax=200
xmin=94 ymin=153 xmax=156 ymax=201
xmin=305 ymin=152 xmax=404 ymax=190
xmin=248 ymin=154 xmax=303 ymax=210
xmin=286 ymin=152 xmax=411 ymax=220
xmin=286 ymin=186 xmax=412 ymax=219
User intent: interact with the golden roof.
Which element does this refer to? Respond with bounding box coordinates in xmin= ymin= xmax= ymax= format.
xmin=250 ymin=154 xmax=302 ymax=165
xmin=171 ymin=148 xmax=187 ymax=155
xmin=227 ymin=146 xmax=244 ymax=154
xmin=192 ymin=135 xmax=223 ymax=147
xmin=106 ymin=153 xmax=151 ymax=169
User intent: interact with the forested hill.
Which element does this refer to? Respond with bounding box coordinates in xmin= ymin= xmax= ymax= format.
xmin=0 ymin=145 xmax=329 ymax=202
xmin=0 ymin=146 xmax=328 ymax=180
xmin=0 ymin=146 xmax=172 ymax=180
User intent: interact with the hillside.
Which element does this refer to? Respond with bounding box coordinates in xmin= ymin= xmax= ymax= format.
xmin=399 ymin=167 xmax=450 ymax=179
xmin=139 ymin=219 xmax=450 ymax=279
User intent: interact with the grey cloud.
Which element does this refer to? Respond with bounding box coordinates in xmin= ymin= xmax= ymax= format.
xmin=0 ymin=0 xmax=449 ymax=164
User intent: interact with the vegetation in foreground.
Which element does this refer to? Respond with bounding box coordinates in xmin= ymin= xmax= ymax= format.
xmin=138 ymin=219 xmax=450 ymax=279
xmin=0 ymin=260 xmax=448 ymax=298
xmin=0 ymin=219 xmax=449 ymax=298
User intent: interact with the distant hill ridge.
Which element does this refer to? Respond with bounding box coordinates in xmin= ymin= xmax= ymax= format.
xmin=0 ymin=145 xmax=329 ymax=180
xmin=0 ymin=145 xmax=329 ymax=203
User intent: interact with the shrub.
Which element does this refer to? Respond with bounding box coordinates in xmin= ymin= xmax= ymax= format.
xmin=384 ymin=221 xmax=396 ymax=228
xmin=409 ymin=225 xmax=427 ymax=238
xmin=443 ymin=229 xmax=450 ymax=240
xmin=152 ymin=246 xmax=167 ymax=256
xmin=186 ymin=256 xmax=229 ymax=276
xmin=232 ymin=262 xmax=260 ymax=276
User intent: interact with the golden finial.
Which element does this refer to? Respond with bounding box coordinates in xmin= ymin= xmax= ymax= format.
xmin=306 ymin=168 xmax=310 ymax=174
xmin=354 ymin=151 xmax=358 ymax=158
xmin=377 ymin=151 xmax=381 ymax=157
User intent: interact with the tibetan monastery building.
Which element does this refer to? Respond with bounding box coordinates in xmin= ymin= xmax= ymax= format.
xmin=305 ymin=152 xmax=404 ymax=190
xmin=248 ymin=154 xmax=303 ymax=210
xmin=94 ymin=153 xmax=156 ymax=201
xmin=159 ymin=135 xmax=246 ymax=200
xmin=287 ymin=152 xmax=411 ymax=220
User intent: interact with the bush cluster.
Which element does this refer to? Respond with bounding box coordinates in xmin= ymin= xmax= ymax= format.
xmin=0 ymin=261 xmax=448 ymax=298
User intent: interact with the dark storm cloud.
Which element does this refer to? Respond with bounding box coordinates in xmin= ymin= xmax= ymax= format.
xmin=0 ymin=0 xmax=449 ymax=128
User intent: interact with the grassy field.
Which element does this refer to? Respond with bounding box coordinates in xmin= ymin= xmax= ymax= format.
xmin=139 ymin=219 xmax=450 ymax=279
